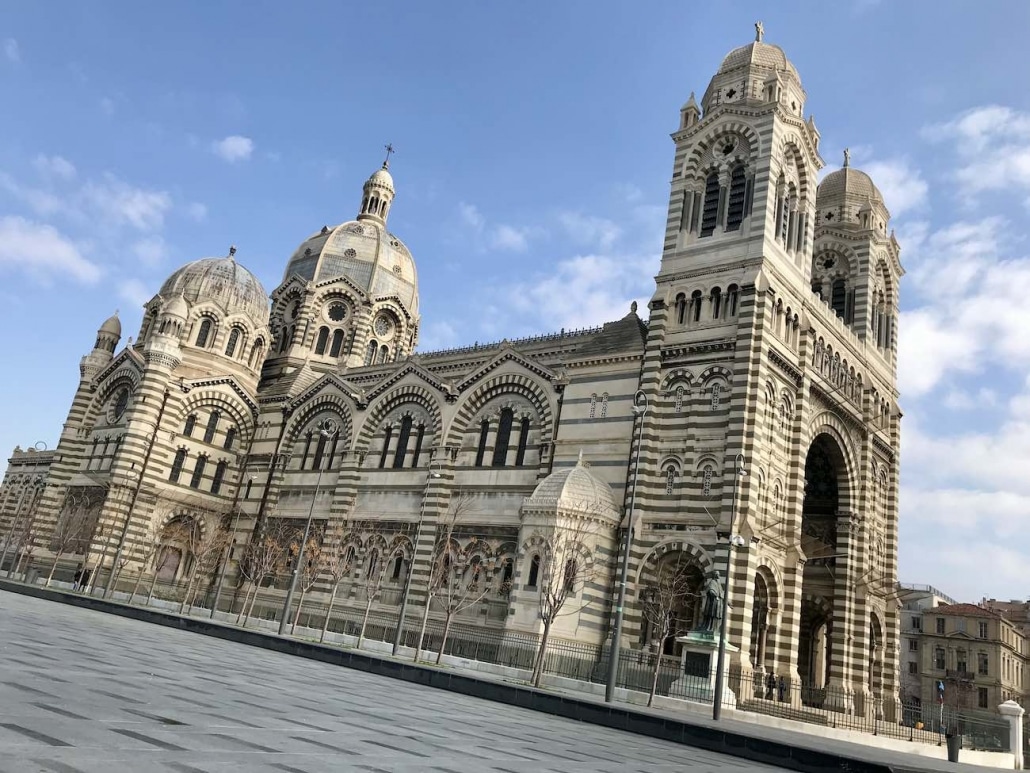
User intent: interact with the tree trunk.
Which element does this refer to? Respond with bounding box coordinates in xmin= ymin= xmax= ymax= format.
xmin=436 ymin=610 xmax=455 ymax=665
xmin=236 ymin=582 xmax=253 ymax=625
xmin=648 ymin=632 xmax=668 ymax=707
xmin=415 ymin=594 xmax=433 ymax=662
xmin=358 ymin=596 xmax=374 ymax=649
xmin=532 ymin=618 xmax=554 ymax=687
xmin=320 ymin=583 xmax=339 ymax=643
xmin=129 ymin=567 xmax=146 ymax=605
xmin=46 ymin=551 xmax=63 ymax=587
xmin=179 ymin=567 xmax=197 ymax=614
xmin=292 ymin=587 xmax=308 ymax=634
xmin=145 ymin=569 xmax=160 ymax=605
xmin=243 ymin=583 xmax=261 ymax=626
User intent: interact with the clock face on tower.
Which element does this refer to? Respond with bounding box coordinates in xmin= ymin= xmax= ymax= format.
xmin=374 ymin=314 xmax=392 ymax=339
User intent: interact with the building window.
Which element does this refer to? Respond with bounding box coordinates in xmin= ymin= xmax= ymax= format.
xmin=475 ymin=420 xmax=489 ymax=467
xmin=515 ymin=417 xmax=530 ymax=467
xmin=169 ymin=449 xmax=187 ymax=483
xmin=725 ymin=166 xmax=747 ymax=231
xmin=665 ymin=466 xmax=676 ymax=495
xmin=711 ymin=287 xmax=722 ymax=319
xmin=690 ymin=290 xmax=703 ymax=323
xmin=329 ymin=330 xmax=345 ymax=357
xmin=195 ymin=318 xmax=213 ymax=348
xmin=211 ymin=461 xmax=228 ymax=495
xmin=527 ymin=555 xmax=540 ymax=588
xmin=702 ymin=465 xmax=713 ymax=497
xmin=411 ymin=423 xmax=425 ymax=468
xmin=726 ymin=284 xmax=740 ymax=316
xmin=225 ymin=328 xmax=241 ymax=358
xmin=675 ymin=293 xmax=687 ymax=325
xmin=300 ymin=431 xmax=313 ymax=470
xmin=392 ymin=554 xmax=404 ymax=581
xmin=978 ymin=687 xmax=989 ymax=709
xmin=224 ymin=427 xmax=236 ymax=450
xmin=934 ymin=648 xmax=945 ymax=670
xmin=936 ymin=617 xmax=946 ymax=635
xmin=674 ymin=386 xmax=684 ymax=413
xmin=365 ymin=339 xmax=378 ymax=365
xmin=314 ymin=327 xmax=329 ymax=355
xmin=908 ymin=661 xmax=918 ymax=674
xmin=956 ymin=650 xmax=967 ymax=673
xmin=189 ymin=455 xmax=207 ymax=489
xmin=203 ymin=411 xmax=219 ymax=444
xmin=378 ymin=426 xmax=393 ymax=469
xmin=184 ymin=414 xmax=197 ymax=437
xmin=711 ymin=383 xmax=722 ymax=410
xmin=979 ymin=621 xmax=989 ymax=639
xmin=492 ymin=409 xmax=514 ymax=467
xmin=393 ymin=416 xmax=413 ymax=469
xmin=979 ymin=652 xmax=989 ymax=676
xmin=699 ymin=172 xmax=719 ymax=237
xmin=313 ymin=431 xmax=328 ymax=471
xmin=244 ymin=478 xmax=253 ymax=499
xmin=599 ymin=393 xmax=608 ymax=418
xmin=912 ymin=616 xmax=922 ymax=631
xmin=909 ymin=639 xmax=918 ymax=652
xmin=589 ymin=394 xmax=596 ymax=419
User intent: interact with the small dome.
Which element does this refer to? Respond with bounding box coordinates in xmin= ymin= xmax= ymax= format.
xmin=162 ymin=293 xmax=189 ymax=320
xmin=366 ymin=166 xmax=394 ymax=192
xmin=99 ymin=312 xmax=121 ymax=337
xmin=818 ymin=167 xmax=884 ymax=204
xmin=717 ymin=41 xmax=800 ymax=83
xmin=524 ymin=456 xmax=619 ymax=520
xmin=159 ymin=255 xmax=270 ymax=329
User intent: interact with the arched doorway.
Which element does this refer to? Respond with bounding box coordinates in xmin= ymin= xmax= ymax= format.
xmin=638 ymin=551 xmax=705 ymax=658
xmin=798 ymin=433 xmax=850 ymax=703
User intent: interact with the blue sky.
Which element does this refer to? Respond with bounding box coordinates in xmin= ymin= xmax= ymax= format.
xmin=2 ymin=1 xmax=1029 ymax=603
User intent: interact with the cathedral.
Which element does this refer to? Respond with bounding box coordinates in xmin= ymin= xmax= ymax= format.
xmin=1 ymin=27 xmax=902 ymax=718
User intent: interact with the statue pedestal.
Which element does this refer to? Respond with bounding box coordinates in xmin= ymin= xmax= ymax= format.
xmin=669 ymin=631 xmax=738 ymax=708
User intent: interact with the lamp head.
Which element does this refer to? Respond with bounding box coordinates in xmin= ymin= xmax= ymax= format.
xmin=318 ymin=417 xmax=339 ymax=438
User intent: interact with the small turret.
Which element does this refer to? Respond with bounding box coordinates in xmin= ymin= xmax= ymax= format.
xmin=680 ymin=92 xmax=700 ymax=130
xmin=357 ymin=144 xmax=396 ymax=225
xmin=79 ymin=312 xmax=121 ymax=381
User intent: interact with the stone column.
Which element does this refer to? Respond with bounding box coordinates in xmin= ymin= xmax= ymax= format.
xmin=824 ymin=511 xmax=859 ymax=713
xmin=999 ymin=700 xmax=1025 ymax=769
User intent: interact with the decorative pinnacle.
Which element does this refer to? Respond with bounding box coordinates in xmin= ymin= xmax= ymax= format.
xmin=228 ymin=245 xmax=237 ymax=259
xmin=843 ymin=147 xmax=851 ymax=168
xmin=755 ymin=20 xmax=764 ymax=43
xmin=383 ymin=142 xmax=395 ymax=169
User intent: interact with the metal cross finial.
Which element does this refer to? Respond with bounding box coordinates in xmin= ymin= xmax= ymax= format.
xmin=228 ymin=245 xmax=237 ymax=258
xmin=755 ymin=20 xmax=764 ymax=42
xmin=843 ymin=147 xmax=851 ymax=168
xmin=383 ymin=143 xmax=395 ymax=169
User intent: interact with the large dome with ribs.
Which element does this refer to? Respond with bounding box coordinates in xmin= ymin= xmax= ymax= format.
xmin=159 ymin=255 xmax=270 ymax=329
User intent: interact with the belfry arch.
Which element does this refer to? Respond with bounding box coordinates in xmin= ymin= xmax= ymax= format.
xmin=797 ymin=432 xmax=853 ymax=706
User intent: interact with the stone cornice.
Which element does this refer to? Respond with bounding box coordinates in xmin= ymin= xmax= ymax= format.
xmin=661 ymin=340 xmax=735 ymax=361
xmin=187 ymin=376 xmax=260 ymax=418
xmin=92 ymin=349 xmax=144 ymax=389
xmin=456 ymin=348 xmax=556 ymax=393
xmin=809 ymin=382 xmax=866 ymax=436
xmin=288 ymin=373 xmax=361 ymax=411
xmin=362 ymin=361 xmax=449 ymax=404
xmin=768 ymin=346 xmax=803 ymax=386
xmin=872 ymin=434 xmax=896 ymax=463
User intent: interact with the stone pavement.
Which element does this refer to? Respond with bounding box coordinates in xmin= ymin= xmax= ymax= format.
xmin=0 ymin=592 xmax=788 ymax=773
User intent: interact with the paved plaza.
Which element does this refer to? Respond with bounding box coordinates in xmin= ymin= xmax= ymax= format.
xmin=0 ymin=593 xmax=788 ymax=773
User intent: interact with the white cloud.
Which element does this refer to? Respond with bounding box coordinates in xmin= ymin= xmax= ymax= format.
xmin=457 ymin=202 xmax=539 ymax=252
xmin=186 ymin=202 xmax=208 ymax=222
xmin=211 ymin=135 xmax=254 ymax=163
xmin=558 ymin=212 xmax=621 ymax=250
xmin=458 ymin=202 xmax=485 ymax=230
xmin=3 ymin=39 xmax=19 ymax=64
xmin=418 ymin=320 xmax=460 ymax=352
xmin=80 ymin=174 xmax=172 ymax=230
xmin=862 ymin=158 xmax=927 ymax=216
xmin=0 ymin=172 xmax=63 ymax=215
xmin=131 ymin=236 xmax=167 ymax=268
xmin=925 ymin=106 xmax=1030 ymax=195
xmin=490 ymin=225 xmax=531 ymax=252
xmin=32 ymin=154 xmax=76 ymax=181
xmin=0 ymin=216 xmax=100 ymax=283
xmin=117 ymin=279 xmax=153 ymax=309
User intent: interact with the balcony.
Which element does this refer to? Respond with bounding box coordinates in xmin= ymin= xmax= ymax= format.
xmin=946 ymin=669 xmax=975 ymax=681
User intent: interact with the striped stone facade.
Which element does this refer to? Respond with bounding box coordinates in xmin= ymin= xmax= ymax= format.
xmin=2 ymin=30 xmax=901 ymax=717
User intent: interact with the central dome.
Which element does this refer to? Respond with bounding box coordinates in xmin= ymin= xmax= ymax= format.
xmin=717 ymin=41 xmax=800 ymax=82
xmin=159 ymin=256 xmax=270 ymax=329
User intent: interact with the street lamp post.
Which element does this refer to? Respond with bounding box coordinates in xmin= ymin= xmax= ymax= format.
xmin=211 ymin=474 xmax=252 ymax=619
xmin=279 ymin=418 xmax=338 ymax=636
xmin=605 ymin=389 xmax=649 ymax=702
xmin=713 ymin=453 xmax=748 ymax=721
xmin=392 ymin=461 xmax=443 ymax=655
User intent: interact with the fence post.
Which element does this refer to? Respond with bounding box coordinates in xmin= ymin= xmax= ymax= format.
xmin=999 ymin=700 xmax=1024 ymax=769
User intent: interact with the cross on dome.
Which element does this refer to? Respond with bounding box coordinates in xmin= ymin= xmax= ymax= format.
xmin=383 ymin=142 xmax=395 ymax=169
xmin=755 ymin=20 xmax=764 ymax=42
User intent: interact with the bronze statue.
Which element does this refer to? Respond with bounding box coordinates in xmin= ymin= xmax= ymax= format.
xmin=700 ymin=570 xmax=724 ymax=631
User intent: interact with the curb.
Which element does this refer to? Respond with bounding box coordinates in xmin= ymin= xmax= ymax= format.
xmin=0 ymin=580 xmax=895 ymax=773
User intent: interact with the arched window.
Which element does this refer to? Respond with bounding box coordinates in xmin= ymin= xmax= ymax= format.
xmin=183 ymin=414 xmax=196 ymax=437
xmin=195 ymin=318 xmax=213 ymax=348
xmin=563 ymin=559 xmax=577 ymax=593
xmin=699 ymin=172 xmax=720 ymax=237
xmin=410 ymin=423 xmax=426 ymax=468
xmin=378 ymin=426 xmax=393 ymax=469
xmin=475 ymin=420 xmax=490 ymax=467
xmin=203 ymin=411 xmax=219 ymax=443
xmin=225 ymin=328 xmax=241 ymax=358
xmin=527 ymin=554 xmax=540 ymax=588
xmin=702 ymin=465 xmax=713 ymax=496
xmin=515 ymin=416 xmax=530 ymax=466
xmin=392 ymin=553 xmax=404 ymax=581
xmin=600 ymin=393 xmax=609 ymax=418
xmin=189 ymin=455 xmax=207 ymax=489
xmin=492 ymin=409 xmax=514 ymax=467
xmin=674 ymin=385 xmax=684 ymax=412
xmin=831 ymin=279 xmax=847 ymax=319
xmin=223 ymin=427 xmax=236 ymax=450
xmin=249 ymin=338 xmax=265 ymax=368
xmin=665 ymin=465 xmax=676 ymax=494
xmin=393 ymin=415 xmax=413 ymax=468
xmin=711 ymin=287 xmax=722 ymax=319
xmin=365 ymin=340 xmax=378 ymax=365
xmin=114 ymin=389 xmax=129 ymax=420
xmin=377 ymin=345 xmax=390 ymax=364
xmin=726 ymin=284 xmax=740 ymax=316
xmin=500 ymin=559 xmax=514 ymax=593
xmin=211 ymin=460 xmax=228 ymax=495
xmin=690 ymin=290 xmax=703 ymax=323
xmin=711 ymin=383 xmax=722 ymax=410
xmin=675 ymin=293 xmax=687 ymax=325
xmin=278 ymin=326 xmax=291 ymax=353
xmin=589 ymin=394 xmax=597 ymax=419
xmin=725 ymin=165 xmax=747 ymax=231
xmin=313 ymin=431 xmax=328 ymax=471
xmin=329 ymin=330 xmax=345 ymax=357
xmin=169 ymin=449 xmax=187 ymax=482
xmin=314 ymin=327 xmax=329 ymax=355
xmin=300 ymin=431 xmax=313 ymax=470
xmin=366 ymin=549 xmax=379 ymax=580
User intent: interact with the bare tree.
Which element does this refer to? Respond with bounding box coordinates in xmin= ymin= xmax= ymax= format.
xmin=639 ymin=555 xmax=702 ymax=706
xmin=128 ymin=520 xmax=163 ymax=604
xmin=180 ymin=520 xmax=230 ymax=613
xmin=356 ymin=521 xmax=403 ymax=649
xmin=289 ymin=527 xmax=328 ymax=634
xmin=237 ymin=519 xmax=294 ymax=627
xmin=529 ymin=517 xmax=605 ymax=687
xmin=319 ymin=522 xmax=357 ymax=643
xmin=45 ymin=493 xmax=91 ymax=586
